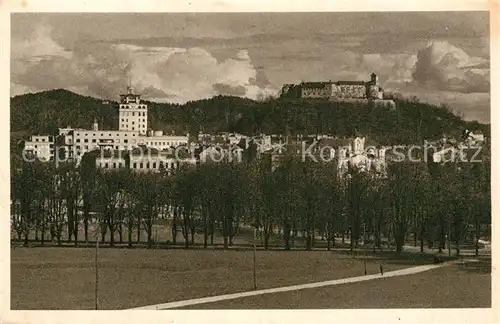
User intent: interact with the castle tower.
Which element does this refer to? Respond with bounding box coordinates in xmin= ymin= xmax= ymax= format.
xmin=119 ymin=86 xmax=148 ymax=135
xmin=92 ymin=118 xmax=98 ymax=131
xmin=367 ymin=73 xmax=383 ymax=99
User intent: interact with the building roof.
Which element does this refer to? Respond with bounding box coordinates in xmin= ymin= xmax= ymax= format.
xmin=336 ymin=81 xmax=366 ymax=86
xmin=301 ymin=82 xmax=330 ymax=89
xmin=301 ymin=80 xmax=367 ymax=88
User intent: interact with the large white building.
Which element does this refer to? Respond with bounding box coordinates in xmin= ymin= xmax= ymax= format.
xmin=119 ymin=87 xmax=148 ymax=135
xmin=23 ymin=135 xmax=55 ymax=161
xmin=67 ymin=123 xmax=138 ymax=160
xmin=95 ymin=150 xmax=127 ymax=170
xmin=93 ymin=148 xmax=197 ymax=174
xmin=24 ymin=87 xmax=190 ymax=164
xmin=143 ymin=130 xmax=189 ymax=150
xmin=129 ymin=149 xmax=196 ymax=174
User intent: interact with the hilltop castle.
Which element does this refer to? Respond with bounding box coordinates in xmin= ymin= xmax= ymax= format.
xmin=280 ymin=72 xmax=386 ymax=101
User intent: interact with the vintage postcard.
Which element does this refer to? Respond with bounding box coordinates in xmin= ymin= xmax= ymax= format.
xmin=0 ymin=0 xmax=497 ymax=323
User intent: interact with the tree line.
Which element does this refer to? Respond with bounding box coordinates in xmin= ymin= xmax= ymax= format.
xmin=10 ymin=144 xmax=490 ymax=256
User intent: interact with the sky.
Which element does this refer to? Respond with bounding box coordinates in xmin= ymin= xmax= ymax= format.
xmin=11 ymin=12 xmax=490 ymax=122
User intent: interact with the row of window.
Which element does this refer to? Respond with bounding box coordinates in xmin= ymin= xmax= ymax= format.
xmin=132 ymin=162 xmax=177 ymax=169
xmin=31 ymin=144 xmax=54 ymax=148
xmin=76 ymin=139 xmax=133 ymax=144
xmin=146 ymin=141 xmax=185 ymax=146
xmin=121 ymin=124 xmax=146 ymax=130
xmin=98 ymin=162 xmax=178 ymax=169
xmin=119 ymin=110 xmax=147 ymax=116
xmin=75 ymin=146 xmax=128 ymax=155
xmin=100 ymin=162 xmax=124 ymax=168
xmin=28 ymin=148 xmax=55 ymax=154
xmin=120 ymin=105 xmax=147 ymax=110
xmin=76 ymin=133 xmax=137 ymax=137
xmin=121 ymin=118 xmax=146 ymax=123
xmin=32 ymin=137 xmax=53 ymax=142
xmin=75 ymin=144 xmax=129 ymax=150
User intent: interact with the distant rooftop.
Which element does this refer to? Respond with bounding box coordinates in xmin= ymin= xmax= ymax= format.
xmin=301 ymin=80 xmax=368 ymax=88
xmin=301 ymin=81 xmax=331 ymax=88
xmin=336 ymin=81 xmax=366 ymax=86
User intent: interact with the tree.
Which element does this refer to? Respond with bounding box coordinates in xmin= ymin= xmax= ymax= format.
xmin=80 ymin=152 xmax=99 ymax=243
xmin=175 ymin=167 xmax=198 ymax=248
xmin=123 ymin=172 xmax=138 ymax=247
xmin=63 ymin=162 xmax=82 ymax=245
xmin=132 ymin=172 xmax=161 ymax=248
xmin=345 ymin=169 xmax=370 ymax=250
xmin=387 ymin=161 xmax=426 ymax=253
xmin=47 ymin=166 xmax=68 ymax=246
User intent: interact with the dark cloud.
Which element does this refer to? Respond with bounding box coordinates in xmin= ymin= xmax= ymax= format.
xmin=249 ymin=69 xmax=272 ymax=88
xmin=141 ymin=86 xmax=176 ymax=99
xmin=212 ymin=83 xmax=247 ymax=96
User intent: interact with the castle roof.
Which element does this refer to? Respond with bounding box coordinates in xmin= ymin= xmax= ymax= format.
xmin=301 ymin=82 xmax=330 ymax=89
xmin=336 ymin=81 xmax=366 ymax=86
xmin=301 ymin=80 xmax=367 ymax=88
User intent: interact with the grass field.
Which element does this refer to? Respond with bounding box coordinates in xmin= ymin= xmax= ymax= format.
xmin=182 ymin=259 xmax=491 ymax=309
xmin=9 ymin=247 xmax=464 ymax=310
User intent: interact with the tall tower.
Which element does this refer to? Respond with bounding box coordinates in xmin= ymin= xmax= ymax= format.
xmin=368 ymin=73 xmax=382 ymax=99
xmin=118 ymin=86 xmax=148 ymax=135
xmin=92 ymin=118 xmax=98 ymax=131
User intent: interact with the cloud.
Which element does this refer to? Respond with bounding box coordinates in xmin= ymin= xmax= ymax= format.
xmin=236 ymin=49 xmax=251 ymax=60
xmin=412 ymin=40 xmax=490 ymax=93
xmin=11 ymin=83 xmax=37 ymax=97
xmin=141 ymin=86 xmax=176 ymax=101
xmin=10 ymin=23 xmax=490 ymax=122
xmin=12 ymin=23 xmax=73 ymax=63
xmin=11 ymin=24 xmax=277 ymax=103
xmin=388 ymin=83 xmax=490 ymax=122
xmin=303 ymin=50 xmax=417 ymax=88
xmin=213 ymin=83 xmax=247 ymax=96
xmin=249 ymin=69 xmax=272 ymax=88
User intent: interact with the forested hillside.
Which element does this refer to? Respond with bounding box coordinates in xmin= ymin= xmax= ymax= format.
xmin=10 ymin=89 xmax=489 ymax=144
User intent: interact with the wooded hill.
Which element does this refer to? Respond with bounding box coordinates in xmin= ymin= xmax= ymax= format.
xmin=10 ymin=89 xmax=489 ymax=145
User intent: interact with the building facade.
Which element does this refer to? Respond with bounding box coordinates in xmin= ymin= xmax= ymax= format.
xmin=281 ymin=73 xmax=385 ymax=100
xmin=259 ymin=135 xmax=388 ymax=177
xmin=119 ymin=86 xmax=148 ymax=135
xmin=91 ymin=148 xmax=196 ymax=174
xmin=23 ymin=135 xmax=55 ymax=161
xmin=143 ymin=130 xmax=189 ymax=150
xmin=25 ymin=87 xmax=189 ymax=164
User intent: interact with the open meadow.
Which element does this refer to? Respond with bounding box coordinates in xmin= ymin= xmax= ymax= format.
xmin=10 ymin=246 xmax=490 ymax=310
xmin=181 ymin=258 xmax=491 ymax=309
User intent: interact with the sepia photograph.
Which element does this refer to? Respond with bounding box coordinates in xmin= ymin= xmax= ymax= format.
xmin=7 ymin=8 xmax=492 ymax=313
